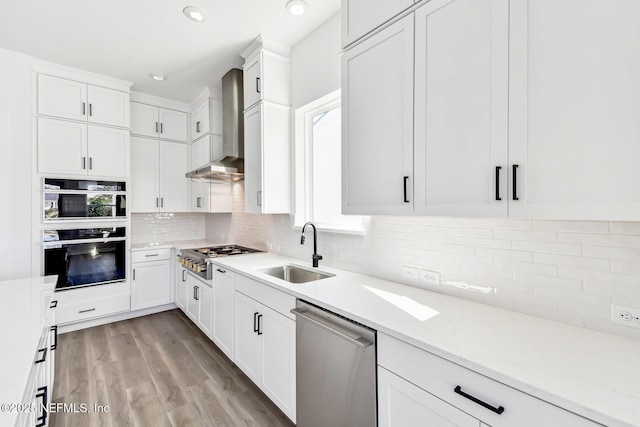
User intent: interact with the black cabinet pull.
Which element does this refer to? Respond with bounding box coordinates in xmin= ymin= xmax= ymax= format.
xmin=82 ymin=102 xmax=86 ymax=116
xmin=256 ymin=77 xmax=261 ymax=94
xmin=194 ymin=286 xmax=200 ymax=301
xmin=217 ymin=268 xmax=226 ymax=274
xmin=253 ymin=312 xmax=259 ymax=333
xmin=35 ymin=386 xmax=48 ymax=427
xmin=257 ymin=314 xmax=263 ymax=335
xmin=156 ymin=122 xmax=159 ymax=133
xmin=89 ymin=103 xmax=93 ymax=117
xmin=49 ymin=300 xmax=57 ymax=308
xmin=78 ymin=308 xmax=95 ymax=314
xmin=403 ymin=176 xmax=410 ymax=203
xmin=495 ymin=166 xmax=502 ymax=201
xmin=512 ymin=164 xmax=519 ymax=201
xmin=160 ymin=123 xmax=163 ymax=134
xmin=35 ymin=347 xmax=48 ymax=364
xmin=50 ymin=325 xmax=58 ymax=350
xmin=454 ymin=385 xmax=504 ymax=415
xmin=196 ymin=121 xmax=200 ymax=133
xmin=133 ymin=268 xmax=136 ymax=280
xmin=182 ymin=270 xmax=186 ymax=282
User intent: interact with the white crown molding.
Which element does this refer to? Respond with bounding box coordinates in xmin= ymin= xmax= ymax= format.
xmin=130 ymin=91 xmax=191 ymax=112
xmin=33 ymin=59 xmax=132 ymax=92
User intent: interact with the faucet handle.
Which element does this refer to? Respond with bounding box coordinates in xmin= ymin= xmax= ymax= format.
xmin=300 ymin=235 xmax=306 ymax=245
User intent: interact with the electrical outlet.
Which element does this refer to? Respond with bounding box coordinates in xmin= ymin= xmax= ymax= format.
xmin=402 ymin=266 xmax=419 ymax=282
xmin=420 ymin=269 xmax=440 ymax=285
xmin=611 ymin=304 xmax=640 ymax=329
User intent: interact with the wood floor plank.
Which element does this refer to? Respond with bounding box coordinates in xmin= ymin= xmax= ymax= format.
xmin=126 ymin=381 xmax=172 ymax=427
xmin=51 ymin=309 xmax=293 ymax=427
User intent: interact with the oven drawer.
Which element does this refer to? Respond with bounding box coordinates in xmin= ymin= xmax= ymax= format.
xmin=378 ymin=333 xmax=601 ymax=427
xmin=54 ymin=281 xmax=131 ymax=324
xmin=131 ymin=248 xmax=171 ymax=263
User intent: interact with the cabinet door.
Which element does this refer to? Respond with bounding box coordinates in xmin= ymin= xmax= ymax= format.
xmin=261 ymin=306 xmax=296 ymax=421
xmin=243 ymin=104 xmax=263 ymax=213
xmin=176 ymin=266 xmax=188 ymax=310
xmin=159 ymin=108 xmax=188 ymax=142
xmin=130 ymin=102 xmax=159 ymax=138
xmin=261 ymin=103 xmax=291 ymax=214
xmin=131 ymin=261 xmax=171 ymax=310
xmin=186 ymin=275 xmax=200 ymax=322
xmin=87 ymin=85 xmax=130 ymax=127
xmin=192 ymin=99 xmax=210 ymax=138
xmin=38 ymin=117 xmax=88 ymax=175
xmin=414 ymin=0 xmax=509 ymax=217
xmin=87 ymin=125 xmax=130 ymax=177
xmin=210 ymin=181 xmax=232 ymax=213
xmin=342 ymin=15 xmax=414 ymax=215
xmin=191 ymin=180 xmax=211 ymax=212
xmin=191 ymin=135 xmax=223 ymax=170
xmin=130 ymin=136 xmax=160 ymax=212
xmin=378 ymin=367 xmax=480 ymax=427
xmin=509 ymin=0 xmax=640 ymax=220
xmin=244 ymin=54 xmax=263 ymax=109
xmin=213 ymin=267 xmax=235 ymax=359
xmin=159 ymin=141 xmax=188 ymax=212
xmin=198 ymin=283 xmax=213 ymax=337
xmin=234 ymin=292 xmax=262 ymax=384
xmin=342 ymin=0 xmax=414 ymax=47
xmin=37 ymin=74 xmax=87 ymax=121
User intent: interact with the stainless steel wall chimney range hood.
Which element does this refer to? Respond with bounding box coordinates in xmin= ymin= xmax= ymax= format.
xmin=186 ymin=68 xmax=244 ymax=181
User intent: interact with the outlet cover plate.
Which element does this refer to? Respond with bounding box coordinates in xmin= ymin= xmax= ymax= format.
xmin=611 ymin=304 xmax=640 ymax=329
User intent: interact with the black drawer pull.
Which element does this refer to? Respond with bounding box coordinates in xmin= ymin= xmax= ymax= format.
xmin=50 ymin=325 xmax=58 ymax=351
xmin=454 ymin=385 xmax=504 ymax=415
xmin=35 ymin=386 xmax=48 ymax=426
xmin=253 ymin=312 xmax=259 ymax=333
xmin=403 ymin=176 xmax=410 ymax=203
xmin=512 ymin=164 xmax=519 ymax=201
xmin=49 ymin=300 xmax=58 ymax=308
xmin=79 ymin=308 xmax=96 ymax=314
xmin=217 ymin=268 xmax=226 ymax=274
xmin=257 ymin=314 xmax=263 ymax=335
xmin=495 ymin=166 xmax=502 ymax=201
xmin=35 ymin=347 xmax=48 ymax=364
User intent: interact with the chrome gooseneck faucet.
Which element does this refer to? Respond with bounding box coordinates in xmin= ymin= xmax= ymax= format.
xmin=301 ymin=222 xmax=322 ymax=267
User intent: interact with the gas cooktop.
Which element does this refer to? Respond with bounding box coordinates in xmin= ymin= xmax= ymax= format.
xmin=178 ymin=245 xmax=263 ymax=280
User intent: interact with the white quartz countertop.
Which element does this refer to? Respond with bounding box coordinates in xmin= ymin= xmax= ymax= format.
xmin=211 ymin=253 xmax=639 ymax=427
xmin=0 ymin=276 xmax=56 ymax=426
xmin=131 ymin=240 xmax=230 ymax=251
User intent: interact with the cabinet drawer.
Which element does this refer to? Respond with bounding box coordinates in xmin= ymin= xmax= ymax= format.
xmin=55 ymin=292 xmax=130 ymax=325
xmin=378 ymin=333 xmax=601 ymax=427
xmin=235 ymin=273 xmax=296 ymax=320
xmin=131 ymin=248 xmax=171 ymax=263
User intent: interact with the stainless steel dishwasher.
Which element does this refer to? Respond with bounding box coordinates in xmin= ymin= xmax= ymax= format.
xmin=291 ymin=299 xmax=377 ymax=427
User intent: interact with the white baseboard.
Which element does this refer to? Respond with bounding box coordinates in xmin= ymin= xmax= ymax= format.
xmin=58 ymin=303 xmax=178 ymax=334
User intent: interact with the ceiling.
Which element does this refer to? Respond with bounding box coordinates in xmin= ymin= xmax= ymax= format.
xmin=0 ymin=0 xmax=341 ymax=102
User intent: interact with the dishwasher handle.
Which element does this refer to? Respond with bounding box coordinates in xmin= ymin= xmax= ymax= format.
xmin=291 ymin=308 xmax=373 ymax=349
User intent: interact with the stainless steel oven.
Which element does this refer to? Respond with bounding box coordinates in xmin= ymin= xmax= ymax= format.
xmin=43 ymin=227 xmax=127 ymax=290
xmin=43 ymin=178 xmax=127 ymax=220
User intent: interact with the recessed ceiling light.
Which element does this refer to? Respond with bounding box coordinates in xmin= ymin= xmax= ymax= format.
xmin=149 ymin=73 xmax=167 ymax=81
xmin=286 ymin=0 xmax=307 ymax=16
xmin=183 ymin=6 xmax=208 ymax=23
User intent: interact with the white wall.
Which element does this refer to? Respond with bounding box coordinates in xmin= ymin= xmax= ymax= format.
xmin=0 ymin=48 xmax=32 ymax=280
xmin=224 ymin=13 xmax=640 ymax=340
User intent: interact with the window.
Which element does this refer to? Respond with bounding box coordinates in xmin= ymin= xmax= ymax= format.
xmin=294 ymin=90 xmax=365 ymax=232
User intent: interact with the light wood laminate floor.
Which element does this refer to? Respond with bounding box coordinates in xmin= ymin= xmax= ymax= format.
xmin=50 ymin=309 xmax=295 ymax=427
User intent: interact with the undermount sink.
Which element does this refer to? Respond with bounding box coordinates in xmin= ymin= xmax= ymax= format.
xmin=259 ymin=264 xmax=335 ymax=284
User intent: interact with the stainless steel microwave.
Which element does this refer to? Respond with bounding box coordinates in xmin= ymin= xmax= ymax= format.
xmin=43 ymin=178 xmax=127 ymax=220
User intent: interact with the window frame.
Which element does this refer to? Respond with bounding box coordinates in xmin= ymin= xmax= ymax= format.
xmin=293 ymin=89 xmax=365 ymax=234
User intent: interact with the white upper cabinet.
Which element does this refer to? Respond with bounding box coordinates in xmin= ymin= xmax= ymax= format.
xmin=130 ymin=136 xmax=188 ymax=213
xmin=243 ymin=50 xmax=290 ymax=109
xmin=38 ymin=117 xmax=130 ymax=178
xmin=413 ymin=0 xmax=509 ymax=217
xmin=341 ymin=0 xmax=414 ymax=48
xmin=38 ymin=74 xmax=129 ymax=127
xmin=244 ymin=103 xmax=291 ymax=214
xmin=342 ymin=15 xmax=414 ymax=215
xmin=191 ymin=134 xmax=223 ymax=170
xmin=191 ymin=98 xmax=221 ymax=140
xmin=130 ymin=101 xmax=188 ymax=142
xmin=508 ymin=0 xmax=640 ymax=220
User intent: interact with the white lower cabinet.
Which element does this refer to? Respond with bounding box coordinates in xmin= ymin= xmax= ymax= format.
xmin=175 ymin=265 xmax=188 ymax=310
xmin=186 ymin=274 xmax=213 ymax=337
xmin=131 ymin=249 xmax=172 ymax=310
xmin=212 ymin=266 xmax=235 ymax=359
xmin=379 ymin=367 xmax=480 ymax=427
xmin=234 ymin=275 xmax=296 ymax=422
xmin=55 ymin=281 xmax=130 ymax=325
xmin=378 ymin=333 xmax=601 ymax=427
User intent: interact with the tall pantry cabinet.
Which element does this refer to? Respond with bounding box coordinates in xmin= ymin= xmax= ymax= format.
xmin=342 ymin=0 xmax=640 ymax=221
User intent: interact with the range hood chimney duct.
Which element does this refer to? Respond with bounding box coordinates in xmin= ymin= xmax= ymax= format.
xmin=186 ymin=68 xmax=244 ymax=181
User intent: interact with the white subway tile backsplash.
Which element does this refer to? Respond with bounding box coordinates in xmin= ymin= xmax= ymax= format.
xmin=493 ymin=229 xmax=557 ymax=242
xmin=610 ymin=222 xmax=640 ymax=235
xmin=511 ymin=240 xmax=582 ymax=256
xmin=558 ymin=232 xmax=640 ymax=247
xmin=533 ymin=253 xmax=610 ymax=272
xmin=611 ymin=260 xmax=640 ymax=274
xmin=583 ymin=245 xmax=640 ymax=260
xmin=476 ymin=247 xmax=533 ymax=262
xmin=533 ymin=220 xmax=610 ymax=233
xmin=132 ymin=213 xmax=206 ymax=244
xmin=513 ymin=272 xmax=582 ymax=290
